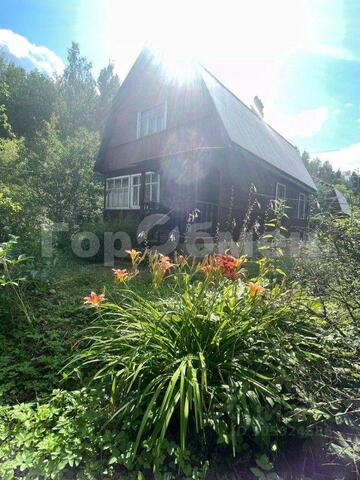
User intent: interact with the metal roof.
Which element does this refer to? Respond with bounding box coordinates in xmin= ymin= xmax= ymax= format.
xmin=200 ymin=67 xmax=317 ymax=191
xmin=334 ymin=187 xmax=352 ymax=215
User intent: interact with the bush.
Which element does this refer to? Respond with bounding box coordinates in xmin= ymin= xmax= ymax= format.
xmin=295 ymin=211 xmax=360 ymax=323
xmin=57 ymin=218 xmax=138 ymax=263
xmin=0 ymin=389 xmax=111 ymax=479
xmin=69 ymin=252 xmax=359 ymax=473
xmin=0 ymin=388 xmax=210 ymax=479
xmin=0 ymin=239 xmax=103 ymax=404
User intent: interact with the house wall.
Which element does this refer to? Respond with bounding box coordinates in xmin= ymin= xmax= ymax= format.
xmin=98 ymin=54 xmax=228 ymax=173
xmin=99 ymin=51 xmax=314 ymax=238
xmin=104 ymin=147 xmax=312 ymax=239
xmin=199 ymin=147 xmax=312 ymax=237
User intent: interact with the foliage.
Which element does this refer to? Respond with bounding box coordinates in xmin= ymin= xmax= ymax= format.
xmin=56 ymin=42 xmax=98 ymax=136
xmin=0 ymin=60 xmax=57 ymax=138
xmin=0 ymin=42 xmax=120 ymax=239
xmin=0 ymin=389 xmax=109 ymax=479
xmin=57 ymin=218 xmax=139 ymax=262
xmin=302 ymin=150 xmax=360 ymax=203
xmin=295 ymin=210 xmax=360 ymax=323
xmin=27 ymin=119 xmax=103 ymax=225
xmin=0 ymin=42 xmax=120 ymax=141
xmin=68 ymin=251 xmax=359 ymax=473
xmin=0 ymin=237 xmax=34 ymax=325
xmin=97 ymin=61 xmax=121 ymax=126
xmin=0 ymin=388 xmax=211 ymax=480
xmin=329 ymin=431 xmax=360 ymax=479
xmin=0 ymin=134 xmax=31 ymax=239
xmin=0 ymin=255 xmax=116 ymax=405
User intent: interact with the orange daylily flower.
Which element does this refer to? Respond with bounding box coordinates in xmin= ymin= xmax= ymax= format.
xmin=125 ymin=249 xmax=142 ymax=262
xmin=201 ymin=264 xmax=217 ymax=278
xmin=232 ymin=256 xmax=246 ymax=269
xmin=247 ymin=282 xmax=266 ymax=297
xmin=175 ymin=254 xmax=188 ymax=267
xmin=158 ymin=254 xmax=175 ymax=272
xmin=202 ymin=254 xmax=246 ymax=281
xmin=84 ymin=291 xmax=106 ymax=307
xmin=112 ymin=268 xmax=129 ymax=283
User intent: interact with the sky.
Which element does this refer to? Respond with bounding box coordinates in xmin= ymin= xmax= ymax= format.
xmin=0 ymin=0 xmax=359 ymax=171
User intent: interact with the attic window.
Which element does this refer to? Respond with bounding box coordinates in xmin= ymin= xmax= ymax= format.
xmin=298 ymin=193 xmax=306 ymax=219
xmin=137 ymin=103 xmax=167 ymax=138
xmin=275 ymin=182 xmax=286 ymax=201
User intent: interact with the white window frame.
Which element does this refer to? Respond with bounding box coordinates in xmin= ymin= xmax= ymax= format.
xmin=106 ymin=174 xmax=141 ymax=210
xmin=144 ymin=171 xmax=160 ymax=204
xmin=275 ymin=182 xmax=286 ymax=201
xmin=130 ymin=174 xmax=141 ymax=209
xmin=137 ymin=102 xmax=167 ymax=139
xmin=298 ymin=193 xmax=306 ymax=219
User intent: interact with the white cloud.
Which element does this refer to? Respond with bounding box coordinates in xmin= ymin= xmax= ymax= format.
xmin=267 ymin=106 xmax=329 ymax=139
xmin=313 ymin=143 xmax=360 ymax=171
xmin=310 ymin=43 xmax=360 ymax=62
xmin=345 ymin=102 xmax=353 ymax=108
xmin=0 ymin=29 xmax=64 ymax=75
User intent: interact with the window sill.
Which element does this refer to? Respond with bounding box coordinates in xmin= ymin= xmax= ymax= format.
xmin=105 ymin=206 xmax=140 ymax=210
xmin=136 ymin=128 xmax=166 ymax=140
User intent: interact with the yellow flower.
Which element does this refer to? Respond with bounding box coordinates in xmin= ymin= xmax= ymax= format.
xmin=83 ymin=291 xmax=106 ymax=307
xmin=247 ymin=282 xmax=266 ymax=298
xmin=126 ymin=249 xmax=141 ymax=263
xmin=112 ymin=268 xmax=129 ymax=283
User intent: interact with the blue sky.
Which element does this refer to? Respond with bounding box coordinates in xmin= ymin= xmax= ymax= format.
xmin=0 ymin=0 xmax=359 ymax=171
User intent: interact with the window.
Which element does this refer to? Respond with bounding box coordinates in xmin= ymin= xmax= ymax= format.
xmin=298 ymin=193 xmax=306 ymax=219
xmin=106 ymin=174 xmax=141 ymax=209
xmin=144 ymin=172 xmax=160 ymax=204
xmin=275 ymin=182 xmax=286 ymax=201
xmin=130 ymin=174 xmax=141 ymax=208
xmin=137 ymin=103 xmax=166 ymax=138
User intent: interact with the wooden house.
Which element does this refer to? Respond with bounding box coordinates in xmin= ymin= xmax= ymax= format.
xmin=95 ymin=48 xmax=317 ymax=239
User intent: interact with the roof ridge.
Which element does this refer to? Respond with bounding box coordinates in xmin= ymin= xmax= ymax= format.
xmin=198 ymin=64 xmax=299 ymax=152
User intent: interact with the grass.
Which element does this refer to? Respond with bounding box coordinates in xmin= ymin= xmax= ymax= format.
xmin=0 ymin=257 xmax=151 ymax=404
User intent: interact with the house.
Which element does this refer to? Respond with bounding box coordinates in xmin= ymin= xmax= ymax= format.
xmin=317 ymin=181 xmax=351 ymax=216
xmin=95 ymin=48 xmax=317 ymax=240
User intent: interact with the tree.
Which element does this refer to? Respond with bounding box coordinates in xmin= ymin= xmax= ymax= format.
xmin=253 ymin=96 xmax=264 ymax=118
xmin=0 ymin=58 xmax=57 ymax=138
xmin=27 ymin=117 xmax=102 ymax=225
xmin=351 ymin=171 xmax=359 ymax=194
xmin=56 ymin=43 xmax=98 ymax=136
xmin=302 ymin=151 xmax=337 ymax=184
xmin=0 ymin=133 xmax=32 ymax=238
xmin=96 ymin=62 xmax=120 ymax=127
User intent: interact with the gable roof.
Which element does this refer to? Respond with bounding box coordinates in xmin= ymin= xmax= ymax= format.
xmin=97 ymin=48 xmax=317 ymax=192
xmin=199 ymin=67 xmax=317 ymax=191
xmin=334 ymin=187 xmax=351 ymax=215
xmin=316 ymin=180 xmax=351 ymax=216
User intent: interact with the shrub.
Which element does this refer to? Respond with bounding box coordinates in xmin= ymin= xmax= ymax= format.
xmin=0 ymin=388 xmax=210 ymax=479
xmin=295 ymin=211 xmax=360 ymax=323
xmin=57 ymin=218 xmax=138 ymax=263
xmin=0 ymin=389 xmax=111 ymax=479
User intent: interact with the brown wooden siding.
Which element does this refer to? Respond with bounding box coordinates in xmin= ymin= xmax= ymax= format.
xmin=98 ymin=54 xmax=229 ymax=173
